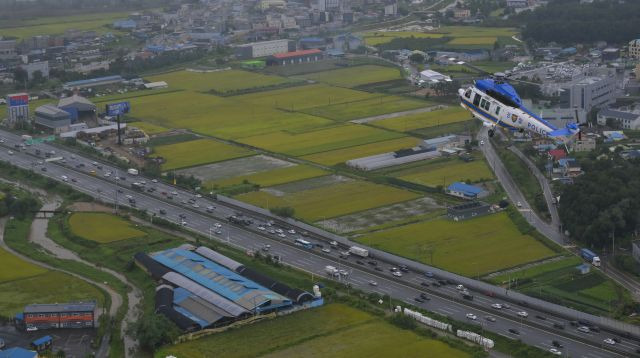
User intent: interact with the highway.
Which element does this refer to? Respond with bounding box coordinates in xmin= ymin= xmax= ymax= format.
xmin=0 ymin=130 xmax=637 ymax=357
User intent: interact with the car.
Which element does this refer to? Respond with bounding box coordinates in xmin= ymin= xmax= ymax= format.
xmin=152 ymin=179 xmax=158 ymax=183
xmin=159 ymin=209 xmax=166 ymax=215
xmin=96 ymin=165 xmax=102 ymax=170
xmin=390 ymin=267 xmax=398 ymax=272
xmin=261 ymin=245 xmax=270 ymax=252
xmin=612 ymin=337 xmax=621 ymax=343
xmin=535 ymin=315 xmax=546 ymax=320
xmin=553 ymin=323 xmax=565 ymax=330
xmin=590 ymin=326 xmax=600 ymax=332
xmin=329 ymin=241 xmax=338 ymax=247
xmin=71 ymin=178 xmax=77 ymax=183
xmin=392 ymin=271 xmax=402 ymax=277
xmin=61 ymin=175 xmax=68 ymax=182
xmin=278 ymin=233 xmax=286 ymax=238
xmin=549 ymin=348 xmax=562 ymax=356
xmin=551 ymin=340 xmax=563 ymax=348
xmin=501 ymin=303 xmax=510 ymax=309
xmin=438 ymin=280 xmax=447 ymax=285
xmin=414 ymin=297 xmax=425 ymax=303
xmin=420 ymin=282 xmax=430 ymax=287
xmin=491 ymin=303 xmax=502 ymax=309
xmin=508 ymin=328 xmax=519 ymax=335
xmin=569 ymin=321 xmax=578 ymax=327
xmin=368 ymin=260 xmax=378 ymax=266
xmin=26 ymin=327 xmax=38 ymax=332
xmin=419 ymin=293 xmax=430 ymax=300
xmin=356 ymin=260 xmax=364 ymax=265
xmin=92 ymin=161 xmax=98 ymax=166
xmin=374 ymin=267 xmax=383 ymax=272
xmin=424 ymin=271 xmax=434 ymax=278
xmin=480 ymin=140 xmax=485 ymax=145
xmin=172 ymin=191 xmax=178 ymax=195
xmin=603 ymin=338 xmax=615 ymax=345
xmin=40 ymin=167 xmax=47 ymax=172
xmin=7 ymin=150 xmax=13 ymax=155
xmin=516 ymin=311 xmax=528 ymax=318
xmin=192 ymin=204 xmax=200 ymax=208
xmin=466 ymin=313 xmax=477 ymax=320
xmin=180 ymin=221 xmax=187 ymax=226
xmin=275 ymin=229 xmax=284 ymax=234
xmin=181 ymin=200 xmax=188 ymax=204
xmin=288 ymin=229 xmax=296 ymax=234
xmin=431 ymin=282 xmax=441 ymax=287
xmin=456 ymin=285 xmax=465 ymax=291
xmin=178 ymin=214 xmax=186 ymax=219
xmin=269 ymin=230 xmax=276 ymax=234
xmin=339 ymin=270 xmax=349 ymax=276
xmin=215 ymin=230 xmax=222 ymax=234
xmin=195 ymin=194 xmax=202 ymax=198
xmin=369 ymin=280 xmax=378 ymax=286
xmin=577 ymin=326 xmax=590 ymax=333
xmin=257 ymin=226 xmax=266 ymax=231
xmin=315 ymin=243 xmax=324 ymax=249
xmin=321 ymin=248 xmax=331 ymax=253
xmin=517 ymin=201 xmax=522 ymax=207
xmin=485 ymin=316 xmax=496 ymax=322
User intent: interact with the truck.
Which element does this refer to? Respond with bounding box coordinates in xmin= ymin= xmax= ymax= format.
xmin=580 ymin=248 xmax=601 ymax=267
xmin=325 ymin=265 xmax=340 ymax=277
xmin=127 ymin=168 xmax=139 ymax=176
xmin=21 ymin=134 xmax=32 ymax=141
xmin=349 ymin=246 xmax=369 ymax=258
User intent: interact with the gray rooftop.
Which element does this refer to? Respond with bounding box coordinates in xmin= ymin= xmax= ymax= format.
xmin=58 ymin=95 xmax=96 ymax=111
xmin=35 ymin=104 xmax=69 ymax=117
xmin=25 ymin=302 xmax=96 ymax=313
xmin=599 ymin=108 xmax=640 ymax=121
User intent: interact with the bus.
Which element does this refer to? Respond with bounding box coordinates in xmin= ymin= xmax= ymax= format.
xmin=295 ymin=238 xmax=313 ymax=249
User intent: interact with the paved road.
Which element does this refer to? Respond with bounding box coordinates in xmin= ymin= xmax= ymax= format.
xmin=0 ymin=130 xmax=636 ymax=357
xmin=351 ymin=105 xmax=446 ymax=124
xmin=0 ymin=216 xmax=120 ymax=358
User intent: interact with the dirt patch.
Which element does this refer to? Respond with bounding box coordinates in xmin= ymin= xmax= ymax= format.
xmin=317 ymin=196 xmax=443 ymax=233
xmin=264 ymin=175 xmax=352 ymax=196
xmin=176 ymin=154 xmax=294 ymax=182
xmin=68 ymin=202 xmax=115 ymax=213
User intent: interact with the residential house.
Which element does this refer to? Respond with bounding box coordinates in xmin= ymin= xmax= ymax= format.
xmin=446 ymin=182 xmax=488 ymax=200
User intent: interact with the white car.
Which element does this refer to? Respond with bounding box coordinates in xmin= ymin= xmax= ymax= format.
xmin=61 ymin=175 xmax=68 ymax=182
xmin=392 ymin=271 xmax=402 ymax=277
xmin=603 ymin=338 xmax=615 ymax=345
xmin=195 ymin=194 xmax=202 ymax=198
xmin=26 ymin=326 xmax=38 ymax=332
xmin=257 ymin=226 xmax=266 ymax=231
xmin=192 ymin=204 xmax=200 ymax=208
xmin=7 ymin=150 xmax=13 ymax=155
xmin=152 ymin=179 xmax=158 ymax=183
xmin=330 ymin=240 xmax=338 ymax=247
xmin=577 ymin=326 xmax=590 ymax=333
xmin=180 ymin=221 xmax=188 ymax=226
xmin=516 ymin=311 xmax=528 ymax=318
xmin=214 ymin=223 xmax=222 ymax=228
xmin=456 ymin=285 xmax=465 ymax=291
xmin=278 ymin=233 xmax=286 ymax=238
xmin=517 ymin=201 xmax=522 ymax=207
xmin=466 ymin=313 xmax=477 ymax=320
xmin=549 ymin=348 xmax=561 ymax=356
xmin=339 ymin=270 xmax=349 ymax=276
xmin=321 ymin=248 xmax=331 ymax=253
xmin=275 ymin=228 xmax=283 ymax=234
xmin=172 ymin=191 xmax=178 ymax=195
xmin=491 ymin=303 xmax=503 ymax=309
xmin=369 ymin=280 xmax=378 ymax=286
xmin=480 ymin=140 xmax=485 ymax=145
xmin=288 ymin=229 xmax=296 ymax=234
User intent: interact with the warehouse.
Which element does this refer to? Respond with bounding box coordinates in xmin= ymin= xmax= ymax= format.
xmin=270 ymin=49 xmax=323 ymax=66
xmin=235 ymin=39 xmax=294 ymax=59
xmin=58 ymin=94 xmax=96 ymax=123
xmin=447 ymin=201 xmax=491 ymax=221
xmin=34 ymin=104 xmax=71 ymax=134
xmin=21 ymin=302 xmax=96 ymax=330
xmin=62 ymin=75 xmax=124 ymax=90
xmin=446 ymin=182 xmax=488 ymax=200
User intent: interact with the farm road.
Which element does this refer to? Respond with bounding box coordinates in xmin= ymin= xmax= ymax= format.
xmin=30 ymin=199 xmax=142 ymax=358
xmin=350 ymin=104 xmax=446 ymax=124
xmin=0 ymin=216 xmax=120 ymax=358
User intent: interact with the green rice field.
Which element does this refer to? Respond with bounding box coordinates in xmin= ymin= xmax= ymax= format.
xmin=69 ymin=212 xmax=145 ymax=243
xmin=301 ymin=137 xmax=422 ymax=166
xmin=208 ymin=165 xmax=329 ymax=188
xmin=302 ymin=96 xmax=431 ymax=122
xmin=394 ymin=158 xmax=494 ymax=187
xmin=153 ymin=139 xmax=254 ymax=170
xmin=372 ymin=107 xmax=471 ymax=132
xmin=0 ymin=11 xmax=128 ymax=39
xmin=145 ymin=69 xmax=291 ymax=94
xmin=297 ymin=65 xmax=402 ymax=87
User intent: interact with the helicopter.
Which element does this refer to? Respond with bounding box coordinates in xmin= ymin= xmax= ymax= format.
xmin=457 ymin=72 xmax=582 ymax=145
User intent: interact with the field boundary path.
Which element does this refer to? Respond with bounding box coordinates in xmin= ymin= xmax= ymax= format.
xmin=31 ymin=199 xmax=142 ymax=358
xmin=350 ymin=104 xmax=447 ymax=124
xmin=0 ymin=216 xmax=120 ymax=358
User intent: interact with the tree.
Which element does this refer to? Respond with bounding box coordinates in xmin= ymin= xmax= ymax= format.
xmin=270 ymin=206 xmax=295 ymax=218
xmin=13 ymin=68 xmax=28 ymax=88
xmin=408 ymin=53 xmax=425 ymax=64
xmin=133 ymin=314 xmax=181 ymax=351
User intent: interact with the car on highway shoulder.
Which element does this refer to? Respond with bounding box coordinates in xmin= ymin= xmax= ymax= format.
xmin=549 ymin=348 xmax=561 ymax=356
xmin=465 ymin=313 xmax=477 ymax=320
xmin=603 ymin=338 xmax=615 ymax=345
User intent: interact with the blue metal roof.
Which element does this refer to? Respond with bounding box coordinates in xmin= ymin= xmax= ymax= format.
xmin=448 ymin=182 xmax=484 ymax=196
xmin=475 ymin=79 xmax=522 ymax=107
xmin=32 ymin=335 xmax=52 ymax=346
xmin=0 ymin=348 xmax=37 ymax=358
xmin=64 ymin=75 xmax=123 ymax=87
xmin=152 ymin=248 xmax=291 ymax=311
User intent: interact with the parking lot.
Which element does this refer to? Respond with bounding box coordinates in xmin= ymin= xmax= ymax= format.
xmin=0 ymin=325 xmax=96 ymax=357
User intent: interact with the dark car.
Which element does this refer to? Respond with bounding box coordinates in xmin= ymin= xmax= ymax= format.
xmin=424 ymin=271 xmax=434 ymax=278
xmin=535 ymin=315 xmax=546 ymax=320
xmin=577 ymin=319 xmax=590 ymax=326
xmin=446 ymin=279 xmax=455 ymax=285
xmin=462 ymin=293 xmax=474 ymax=300
xmin=553 ymin=323 xmax=565 ymax=330
xmin=552 ymin=340 xmax=563 ymax=348
xmin=508 ymin=328 xmax=519 ymax=335
xmin=432 ymin=282 xmax=441 ymax=287
xmin=159 ymin=209 xmax=166 ymax=215
xmin=420 ymin=293 xmax=430 ymax=300
xmin=40 ymin=167 xmax=47 ymax=172
xmin=569 ymin=321 xmax=578 ymax=327
xmin=356 ymin=260 xmax=364 ymax=265
xmin=421 ymin=282 xmax=430 ymax=287
xmin=368 ymin=260 xmax=378 ymax=266
xmin=612 ymin=337 xmax=621 ymax=343
xmin=590 ymin=326 xmax=600 ymax=332
xmin=438 ymin=280 xmax=447 ymax=285
xmin=374 ymin=267 xmax=383 ymax=272
xmin=414 ymin=297 xmax=425 ymax=303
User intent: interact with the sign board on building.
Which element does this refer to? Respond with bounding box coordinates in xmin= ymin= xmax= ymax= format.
xmin=105 ymin=101 xmax=130 ymax=116
xmin=8 ymin=93 xmax=29 ymax=107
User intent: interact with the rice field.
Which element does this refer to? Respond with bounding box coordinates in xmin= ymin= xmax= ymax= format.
xmin=0 ymin=247 xmax=47 ymax=282
xmin=0 ymin=11 xmax=128 ymax=39
xmin=371 ymin=107 xmax=471 ymax=132
xmin=68 ymin=212 xmax=146 ymax=243
xmin=302 ymin=95 xmax=431 ymax=122
xmin=297 ymin=65 xmax=402 ymax=87
xmin=237 ymin=124 xmax=404 ymax=157
xmin=155 ymin=304 xmax=469 ymax=358
xmin=362 ymin=31 xmax=446 ymax=46
xmin=153 ymin=139 xmax=254 ymax=170
xmin=394 ymin=158 xmax=494 ymax=187
xmin=357 ymin=212 xmax=555 ymax=276
xmin=145 ymin=69 xmax=291 ymax=94
xmin=447 ymin=37 xmax=498 ymax=46
xmin=301 ymin=137 xmax=422 ymax=166
xmin=208 ymin=164 xmax=329 ymax=188
xmin=237 ymin=179 xmax=421 ymax=222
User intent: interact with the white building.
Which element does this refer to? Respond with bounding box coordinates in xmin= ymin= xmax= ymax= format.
xmin=566 ymin=75 xmax=617 ymax=113
xmin=21 ymin=61 xmax=49 ymax=80
xmin=597 ymin=107 xmax=640 ymax=129
xmin=629 ymin=39 xmax=640 ymax=60
xmin=235 ymin=39 xmax=293 ymax=59
xmin=419 ymin=69 xmax=451 ymax=83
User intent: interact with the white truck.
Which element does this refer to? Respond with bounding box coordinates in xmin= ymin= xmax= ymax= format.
xmin=325 ymin=265 xmax=340 ymax=277
xmin=349 ymin=246 xmax=369 ymax=258
xmin=127 ymin=168 xmax=139 ymax=176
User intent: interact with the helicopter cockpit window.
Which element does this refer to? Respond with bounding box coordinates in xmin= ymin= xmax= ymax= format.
xmin=473 ymin=94 xmax=481 ymax=106
xmin=464 ymin=89 xmax=471 ymax=98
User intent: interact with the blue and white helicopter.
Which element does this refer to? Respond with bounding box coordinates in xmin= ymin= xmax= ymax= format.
xmin=458 ymin=73 xmax=581 ymax=145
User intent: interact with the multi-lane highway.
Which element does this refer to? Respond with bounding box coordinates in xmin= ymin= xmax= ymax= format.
xmin=0 ymin=129 xmax=637 ymax=357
